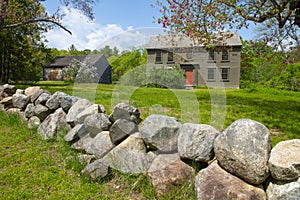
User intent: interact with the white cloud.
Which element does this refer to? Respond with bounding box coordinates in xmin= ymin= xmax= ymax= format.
xmin=44 ymin=7 xmax=165 ymax=51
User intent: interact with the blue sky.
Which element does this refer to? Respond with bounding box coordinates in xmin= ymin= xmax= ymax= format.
xmin=42 ymin=0 xmax=255 ymax=50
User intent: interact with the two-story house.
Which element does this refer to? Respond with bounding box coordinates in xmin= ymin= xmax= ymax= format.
xmin=146 ymin=32 xmax=242 ymax=88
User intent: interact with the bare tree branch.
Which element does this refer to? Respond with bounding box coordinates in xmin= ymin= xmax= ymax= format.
xmin=1 ymin=18 xmax=72 ymax=35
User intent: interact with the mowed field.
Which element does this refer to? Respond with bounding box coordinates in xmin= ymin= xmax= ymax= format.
xmin=0 ymin=82 xmax=299 ymax=199
xmin=19 ymin=81 xmax=300 ymax=145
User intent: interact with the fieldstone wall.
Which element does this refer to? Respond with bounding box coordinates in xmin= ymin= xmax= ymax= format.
xmin=1 ymin=84 xmax=300 ymax=199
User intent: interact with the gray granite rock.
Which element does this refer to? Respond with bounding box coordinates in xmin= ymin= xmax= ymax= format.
xmin=195 ymin=162 xmax=266 ymax=200
xmin=74 ymin=104 xmax=102 ymax=125
xmin=71 ymin=134 xmax=93 ymax=152
xmin=269 ymin=139 xmax=300 ymax=181
xmin=24 ymin=103 xmax=35 ymax=118
xmin=140 ymin=114 xmax=181 ymax=153
xmin=12 ymin=94 xmax=30 ymax=110
xmin=85 ymin=131 xmax=115 ymax=159
xmin=66 ymin=99 xmax=93 ymax=126
xmin=45 ymin=91 xmax=68 ymax=110
xmin=60 ymin=95 xmax=80 ymax=112
xmin=109 ymin=118 xmax=138 ymax=144
xmin=35 ymin=92 xmax=51 ymax=105
xmin=103 ymin=133 xmax=153 ymax=174
xmin=28 ymin=116 xmax=41 ymax=129
xmin=3 ymin=84 xmax=16 ymax=95
xmin=178 ymin=123 xmax=219 ymax=162
xmin=76 ymin=154 xmax=96 ymax=166
xmin=84 ymin=113 xmax=111 ymax=136
xmin=15 ymin=89 xmax=24 ymax=94
xmin=37 ymin=108 xmax=71 ymax=140
xmin=0 ymin=96 xmax=12 ymax=105
xmin=148 ymin=153 xmax=195 ymax=196
xmin=33 ymin=104 xmax=52 ymax=121
xmin=64 ymin=124 xmax=89 ymax=142
xmin=81 ymin=159 xmax=109 ymax=180
xmin=266 ymin=177 xmax=300 ymax=200
xmin=110 ymin=102 xmax=141 ymax=124
xmin=24 ymin=86 xmax=43 ymax=103
xmin=214 ymin=118 xmax=272 ymax=184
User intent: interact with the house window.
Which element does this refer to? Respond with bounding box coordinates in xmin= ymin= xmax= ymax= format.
xmin=208 ymin=50 xmax=215 ymax=61
xmin=222 ymin=49 xmax=229 ymax=61
xmin=186 ymin=52 xmax=193 ymax=60
xmin=168 ymin=52 xmax=174 ymax=62
xmin=221 ymin=67 xmax=230 ymax=81
xmin=156 ymin=50 xmax=162 ymax=63
xmin=207 ymin=68 xmax=215 ymax=81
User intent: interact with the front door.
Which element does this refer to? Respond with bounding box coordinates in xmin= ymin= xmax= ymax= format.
xmin=181 ymin=64 xmax=195 ymax=86
xmin=185 ymin=70 xmax=193 ymax=85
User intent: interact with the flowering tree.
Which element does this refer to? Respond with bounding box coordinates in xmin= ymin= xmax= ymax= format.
xmin=62 ymin=59 xmax=100 ymax=83
xmin=154 ymin=0 xmax=300 ymax=45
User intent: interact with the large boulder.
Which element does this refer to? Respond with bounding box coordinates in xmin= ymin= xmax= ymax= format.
xmin=81 ymin=159 xmax=109 ymax=180
xmin=140 ymin=114 xmax=181 ymax=153
xmin=269 ymin=139 xmax=300 ymax=181
xmin=178 ymin=123 xmax=219 ymax=162
xmin=85 ymin=131 xmax=115 ymax=159
xmin=24 ymin=103 xmax=35 ymax=118
xmin=3 ymin=84 xmax=16 ymax=95
xmin=35 ymin=92 xmax=51 ymax=105
xmin=109 ymin=102 xmax=142 ymax=124
xmin=24 ymin=103 xmax=52 ymax=121
xmin=195 ymin=162 xmax=266 ymax=200
xmin=37 ymin=108 xmax=71 ymax=140
xmin=33 ymin=104 xmax=52 ymax=121
xmin=74 ymin=104 xmax=103 ymax=125
xmin=45 ymin=91 xmax=68 ymax=110
xmin=0 ymin=96 xmax=12 ymax=105
xmin=103 ymin=133 xmax=154 ymax=174
xmin=71 ymin=134 xmax=93 ymax=152
xmin=64 ymin=124 xmax=89 ymax=142
xmin=12 ymin=94 xmax=30 ymax=110
xmin=24 ymin=86 xmax=43 ymax=103
xmin=266 ymin=177 xmax=300 ymax=199
xmin=15 ymin=89 xmax=24 ymax=95
xmin=147 ymin=153 xmax=195 ymax=196
xmin=214 ymin=118 xmax=272 ymax=184
xmin=109 ymin=118 xmax=138 ymax=144
xmin=60 ymin=95 xmax=80 ymax=112
xmin=84 ymin=113 xmax=111 ymax=136
xmin=66 ymin=99 xmax=93 ymax=126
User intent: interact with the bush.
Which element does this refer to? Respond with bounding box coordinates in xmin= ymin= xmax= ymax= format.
xmin=120 ymin=65 xmax=186 ymax=89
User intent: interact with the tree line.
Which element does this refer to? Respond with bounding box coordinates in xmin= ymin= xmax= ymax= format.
xmin=0 ymin=0 xmax=299 ymax=91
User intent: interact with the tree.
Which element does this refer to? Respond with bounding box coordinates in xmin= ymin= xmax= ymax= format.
xmin=255 ymin=18 xmax=300 ymax=52
xmin=98 ymin=45 xmax=119 ymax=58
xmin=109 ymin=49 xmax=147 ymax=82
xmin=0 ymin=0 xmax=50 ymax=83
xmin=0 ymin=0 xmax=96 ymax=34
xmin=154 ymin=0 xmax=300 ymax=44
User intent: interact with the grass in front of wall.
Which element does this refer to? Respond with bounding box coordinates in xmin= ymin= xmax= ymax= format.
xmin=0 ymin=112 xmax=197 ymax=199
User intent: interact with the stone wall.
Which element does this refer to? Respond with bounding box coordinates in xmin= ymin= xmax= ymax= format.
xmin=1 ymin=84 xmax=300 ymax=199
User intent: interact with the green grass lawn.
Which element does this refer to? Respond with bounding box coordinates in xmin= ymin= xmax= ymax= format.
xmin=1 ymin=81 xmax=298 ymax=199
xmin=18 ymin=81 xmax=300 ymax=145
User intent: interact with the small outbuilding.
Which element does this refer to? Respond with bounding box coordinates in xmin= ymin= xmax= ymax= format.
xmin=44 ymin=54 xmax=112 ymax=84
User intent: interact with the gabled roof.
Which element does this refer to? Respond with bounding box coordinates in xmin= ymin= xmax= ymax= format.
xmin=146 ymin=32 xmax=242 ymax=49
xmin=46 ymin=54 xmax=105 ymax=68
